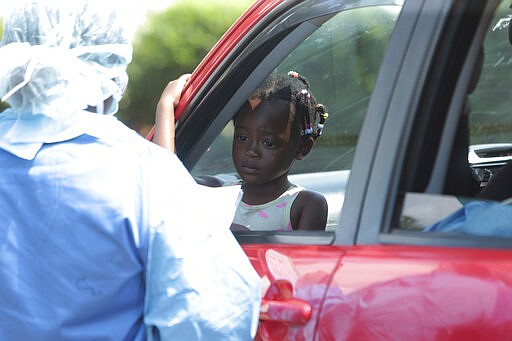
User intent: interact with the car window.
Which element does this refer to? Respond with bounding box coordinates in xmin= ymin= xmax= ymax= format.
xmin=191 ymin=4 xmax=402 ymax=231
xmin=394 ymin=0 xmax=512 ymax=239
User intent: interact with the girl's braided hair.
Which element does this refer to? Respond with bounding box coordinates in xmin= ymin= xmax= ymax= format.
xmin=248 ymin=71 xmax=328 ymax=140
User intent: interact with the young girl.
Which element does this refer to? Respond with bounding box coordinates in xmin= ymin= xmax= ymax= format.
xmin=154 ymin=71 xmax=329 ymax=231
xmin=230 ymin=72 xmax=328 ymax=231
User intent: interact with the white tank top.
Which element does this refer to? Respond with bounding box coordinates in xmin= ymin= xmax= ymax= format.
xmin=233 ymin=185 xmax=304 ymax=231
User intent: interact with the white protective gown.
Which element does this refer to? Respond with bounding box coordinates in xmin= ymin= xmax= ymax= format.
xmin=0 ymin=113 xmax=260 ymax=340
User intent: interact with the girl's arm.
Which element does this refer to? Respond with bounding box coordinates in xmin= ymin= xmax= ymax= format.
xmin=291 ymin=190 xmax=328 ymax=230
xmin=154 ymin=74 xmax=191 ymax=152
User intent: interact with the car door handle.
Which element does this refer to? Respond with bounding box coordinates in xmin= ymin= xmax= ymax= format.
xmin=259 ymin=279 xmax=312 ymax=325
xmin=260 ymin=297 xmax=312 ymax=325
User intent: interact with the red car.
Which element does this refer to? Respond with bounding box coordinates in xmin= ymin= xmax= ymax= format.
xmin=154 ymin=0 xmax=512 ymax=339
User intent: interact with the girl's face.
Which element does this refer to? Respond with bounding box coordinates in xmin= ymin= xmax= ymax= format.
xmin=232 ymin=99 xmax=305 ymax=186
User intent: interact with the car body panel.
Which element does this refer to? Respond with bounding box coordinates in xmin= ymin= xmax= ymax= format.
xmin=244 ymin=243 xmax=512 ymax=340
xmin=320 ymin=245 xmax=512 ymax=340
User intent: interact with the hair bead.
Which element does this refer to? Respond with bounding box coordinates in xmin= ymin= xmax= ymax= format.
xmin=248 ymin=71 xmax=328 ymax=139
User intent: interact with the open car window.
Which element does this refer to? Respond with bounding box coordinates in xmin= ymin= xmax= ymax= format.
xmin=191 ymin=4 xmax=402 ymax=231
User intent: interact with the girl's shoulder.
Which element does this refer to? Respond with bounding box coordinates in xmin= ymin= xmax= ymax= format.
xmin=290 ymin=187 xmax=328 ymax=230
xmin=295 ymin=188 xmax=327 ymax=207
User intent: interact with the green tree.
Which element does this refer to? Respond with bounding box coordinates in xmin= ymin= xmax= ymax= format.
xmin=119 ymin=0 xmax=252 ymax=134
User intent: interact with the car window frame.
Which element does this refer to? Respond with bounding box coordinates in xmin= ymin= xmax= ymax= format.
xmin=174 ymin=0 xmax=405 ymax=245
xmin=176 ymin=0 xmax=511 ymax=249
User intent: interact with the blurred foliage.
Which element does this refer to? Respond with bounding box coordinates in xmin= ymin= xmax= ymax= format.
xmin=118 ymin=0 xmax=252 ymax=135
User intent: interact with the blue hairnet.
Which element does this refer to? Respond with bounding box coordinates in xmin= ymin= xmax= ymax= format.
xmin=0 ymin=0 xmax=134 ymax=116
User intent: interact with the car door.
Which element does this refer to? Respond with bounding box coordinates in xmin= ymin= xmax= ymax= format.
xmin=172 ymin=0 xmax=512 ymax=339
xmin=175 ymin=0 xmax=403 ymax=338
xmin=236 ymin=3 xmax=408 ymax=338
